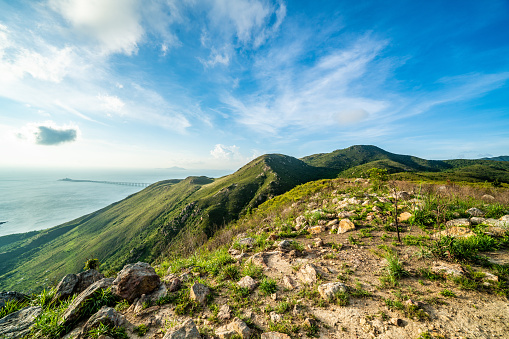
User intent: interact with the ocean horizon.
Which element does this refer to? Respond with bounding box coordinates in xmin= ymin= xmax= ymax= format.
xmin=0 ymin=167 xmax=230 ymax=237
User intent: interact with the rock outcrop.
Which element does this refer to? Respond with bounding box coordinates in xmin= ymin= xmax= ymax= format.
xmin=0 ymin=306 xmax=42 ymax=339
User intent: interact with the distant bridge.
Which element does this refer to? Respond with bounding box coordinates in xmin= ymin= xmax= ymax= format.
xmin=58 ymin=178 xmax=150 ymax=187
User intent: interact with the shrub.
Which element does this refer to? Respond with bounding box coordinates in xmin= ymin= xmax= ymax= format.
xmin=88 ymin=323 xmax=128 ymax=338
xmin=380 ymin=252 xmax=409 ymax=287
xmin=0 ymin=299 xmax=29 ymax=319
xmin=84 ymin=258 xmax=101 ymax=271
xmin=133 ymin=324 xmax=149 ymax=336
xmin=259 ymin=278 xmax=278 ymax=295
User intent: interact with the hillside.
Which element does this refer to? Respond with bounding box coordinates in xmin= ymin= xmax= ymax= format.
xmin=482 ymin=156 xmax=509 ymax=162
xmin=2 ymin=177 xmax=508 ymax=338
xmin=0 ymin=154 xmax=321 ymax=292
xmin=2 ymin=145 xmax=509 ymax=292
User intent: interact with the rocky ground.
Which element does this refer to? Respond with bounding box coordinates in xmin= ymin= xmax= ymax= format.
xmin=1 ymin=179 xmax=509 ymax=339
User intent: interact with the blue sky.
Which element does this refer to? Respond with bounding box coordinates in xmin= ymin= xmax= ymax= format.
xmin=0 ymin=0 xmax=508 ymax=170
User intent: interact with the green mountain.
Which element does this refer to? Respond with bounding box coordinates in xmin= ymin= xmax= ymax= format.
xmin=0 ymin=154 xmax=321 ymax=292
xmin=2 ymin=145 xmax=509 ymax=292
xmin=482 ymin=156 xmax=509 ymax=162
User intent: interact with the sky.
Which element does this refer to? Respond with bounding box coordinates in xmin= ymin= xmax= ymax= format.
xmin=0 ymin=0 xmax=508 ymax=170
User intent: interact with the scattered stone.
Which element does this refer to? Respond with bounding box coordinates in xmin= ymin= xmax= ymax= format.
xmin=466 ymin=208 xmax=484 ymax=217
xmin=238 ymin=238 xmax=255 ymax=248
xmin=0 ymin=306 xmax=42 ymax=339
xmin=337 ymin=219 xmax=356 ymax=234
xmin=237 ymin=276 xmax=257 ymax=291
xmin=163 ymin=319 xmax=200 ymax=339
xmin=81 ymin=306 xmax=124 ymax=336
xmin=228 ymin=317 xmax=252 ymax=338
xmin=390 ymin=318 xmax=404 ymax=327
xmin=372 ymin=206 xmax=382 ymax=212
xmin=60 ymin=278 xmax=114 ymax=327
xmin=303 ymin=318 xmax=316 ymax=328
xmin=167 ymin=277 xmax=182 ymax=292
xmin=295 ymin=215 xmax=307 ymax=229
xmin=271 ymin=293 xmax=278 ymax=301
xmin=445 ymin=219 xmax=471 ymax=227
xmin=261 ymin=332 xmax=291 ymax=339
xmin=338 ymin=211 xmax=356 ymax=218
xmin=268 ymin=233 xmax=278 ymax=241
xmin=190 ymin=282 xmax=210 ymax=304
xmin=327 ymin=219 xmax=339 ymax=227
xmin=313 ymin=238 xmax=324 ymax=247
xmin=318 ymin=282 xmax=347 ymax=300
xmin=216 ymin=329 xmax=238 ymax=339
xmin=309 ymin=226 xmax=324 ymax=234
xmin=431 ymin=262 xmax=465 ymax=278
xmin=484 ymin=226 xmax=507 ymax=237
xmin=111 ymin=262 xmax=160 ymax=302
xmin=433 ymin=226 xmax=475 ymax=238
xmin=270 ymin=312 xmax=282 ymax=323
xmin=296 ymin=264 xmax=318 ymax=284
xmin=278 ymin=240 xmax=292 ymax=250
xmin=481 ymin=194 xmax=495 ymax=201
xmin=218 ymin=304 xmax=232 ymax=321
xmin=282 ymin=275 xmax=297 ymax=290
xmin=470 ymin=217 xmax=486 ymax=225
xmin=483 ymin=272 xmax=499 ymax=282
xmin=395 ymin=191 xmax=411 ymax=201
xmin=398 ymin=212 xmax=413 ymax=223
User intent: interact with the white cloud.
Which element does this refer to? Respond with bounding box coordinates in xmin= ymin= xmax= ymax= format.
xmin=97 ymin=94 xmax=125 ymax=114
xmin=199 ymin=46 xmax=231 ymax=68
xmin=207 ymin=0 xmax=286 ymax=48
xmin=223 ymin=37 xmax=389 ymax=133
xmin=210 ymin=144 xmax=240 ymax=160
xmin=49 ymin=0 xmax=144 ymax=55
xmin=16 ymin=121 xmax=80 ymax=145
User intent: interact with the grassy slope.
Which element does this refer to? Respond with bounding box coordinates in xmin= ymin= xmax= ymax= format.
xmin=0 ymin=154 xmax=320 ymax=292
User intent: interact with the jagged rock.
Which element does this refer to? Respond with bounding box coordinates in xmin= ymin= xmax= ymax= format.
xmin=238 ymin=237 xmax=255 ymax=248
xmin=278 ymin=240 xmax=292 ymax=250
xmin=216 ymin=330 xmax=238 ymax=339
xmin=0 ymin=292 xmax=28 ymax=310
xmin=303 ymin=318 xmax=316 ymax=328
xmin=338 ymin=211 xmax=356 ymax=218
xmin=481 ymin=194 xmax=495 ymax=201
xmin=261 ymin=332 xmax=291 ymax=339
xmin=54 ymin=269 xmax=104 ymax=302
xmin=309 ymin=226 xmax=324 ymax=234
xmin=218 ymin=304 xmax=232 ymax=321
xmin=111 ymin=262 xmax=160 ymax=302
xmin=313 ymin=238 xmax=324 ymax=247
xmin=394 ymin=191 xmax=411 ymax=201
xmin=270 ymin=311 xmax=282 ymax=322
xmin=398 ymin=212 xmax=412 ymax=223
xmin=390 ymin=318 xmax=404 ymax=327
xmin=227 ymin=317 xmax=252 ymax=338
xmin=433 ymin=226 xmax=475 ymax=238
xmin=337 ymin=219 xmax=356 ymax=234
xmin=372 ymin=206 xmax=382 ymax=212
xmin=149 ymin=282 xmax=168 ymax=301
xmin=483 ymin=272 xmax=499 ymax=282
xmin=470 ymin=217 xmax=486 ymax=225
xmin=190 ymin=282 xmax=209 ymax=304
xmin=282 ymin=275 xmax=297 ymax=290
xmin=81 ymin=306 xmax=124 ymax=337
xmin=0 ymin=306 xmax=42 ymax=338
xmin=484 ymin=226 xmax=508 ymax=237
xmin=431 ymin=262 xmax=465 ymax=277
xmin=327 ymin=219 xmax=339 ymax=226
xmin=296 ymin=264 xmax=318 ymax=284
xmin=60 ymin=278 xmax=114 ymax=327
xmin=317 ymin=282 xmax=347 ymax=300
xmin=466 ymin=208 xmax=484 ymax=217
xmin=133 ymin=294 xmax=148 ymax=314
xmin=167 ymin=277 xmax=182 ymax=292
xmin=445 ymin=218 xmax=471 ymax=227
xmin=163 ymin=319 xmax=200 ymax=339
xmin=237 ymin=276 xmax=257 ymax=291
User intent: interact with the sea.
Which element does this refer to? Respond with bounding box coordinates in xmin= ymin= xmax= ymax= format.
xmin=0 ymin=167 xmax=230 ymax=237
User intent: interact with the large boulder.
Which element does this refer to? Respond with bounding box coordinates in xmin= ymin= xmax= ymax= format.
xmin=0 ymin=306 xmax=42 ymax=338
xmin=111 ymin=262 xmax=160 ymax=302
xmin=163 ymin=319 xmax=200 ymax=339
xmin=60 ymin=278 xmax=114 ymax=327
xmin=80 ymin=306 xmax=125 ymax=337
xmin=433 ymin=226 xmax=475 ymax=238
xmin=466 ymin=208 xmax=484 ymax=217
xmin=445 ymin=218 xmax=471 ymax=227
xmin=53 ymin=269 xmax=104 ymax=302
